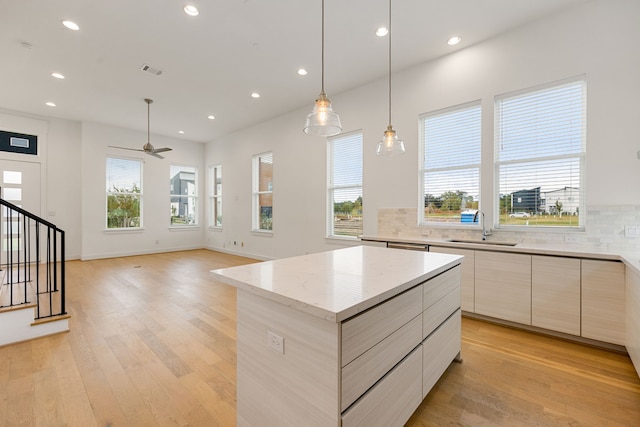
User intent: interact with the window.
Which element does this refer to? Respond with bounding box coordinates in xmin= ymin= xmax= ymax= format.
xmin=495 ymin=77 xmax=585 ymax=227
xmin=327 ymin=131 xmax=363 ymax=238
xmin=419 ymin=102 xmax=481 ymax=225
xmin=209 ymin=165 xmax=222 ymax=227
xmin=106 ymin=157 xmax=142 ymax=229
xmin=170 ymin=165 xmax=198 ymax=226
xmin=252 ymin=152 xmax=273 ymax=231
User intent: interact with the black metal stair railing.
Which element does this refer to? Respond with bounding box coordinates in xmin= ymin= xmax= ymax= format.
xmin=0 ymin=198 xmax=66 ymax=320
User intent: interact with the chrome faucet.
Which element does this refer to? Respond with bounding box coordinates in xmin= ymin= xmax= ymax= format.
xmin=478 ymin=211 xmax=492 ymax=241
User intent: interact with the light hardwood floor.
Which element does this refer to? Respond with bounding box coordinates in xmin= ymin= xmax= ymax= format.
xmin=1 ymin=249 xmax=639 ymax=426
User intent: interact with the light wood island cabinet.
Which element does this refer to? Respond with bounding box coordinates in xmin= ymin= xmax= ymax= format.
xmin=211 ymin=246 xmax=463 ymax=427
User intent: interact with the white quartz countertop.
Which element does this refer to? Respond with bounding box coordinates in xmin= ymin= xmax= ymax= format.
xmin=210 ymin=245 xmax=463 ymax=322
xmin=361 ymin=235 xmax=640 ymax=275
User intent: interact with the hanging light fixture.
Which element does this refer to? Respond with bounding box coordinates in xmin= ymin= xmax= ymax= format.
xmin=303 ymin=0 xmax=342 ymax=137
xmin=377 ymin=0 xmax=405 ymax=156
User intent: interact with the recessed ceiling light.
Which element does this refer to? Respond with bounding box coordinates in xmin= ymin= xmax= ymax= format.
xmin=297 ymin=68 xmax=308 ymax=76
xmin=376 ymin=27 xmax=389 ymax=37
xmin=45 ymin=102 xmax=56 ymax=107
xmin=207 ymin=115 xmax=215 ymax=120
xmin=251 ymin=92 xmax=260 ymax=99
xmin=178 ymin=130 xmax=185 ymax=134
xmin=51 ymin=72 xmax=65 ymax=79
xmin=62 ymin=20 xmax=79 ymax=31
xmin=184 ymin=4 xmax=199 ymax=16
xmin=447 ymin=36 xmax=462 ymax=46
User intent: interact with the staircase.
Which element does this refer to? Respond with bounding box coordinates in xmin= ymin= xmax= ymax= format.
xmin=0 ymin=199 xmax=68 ymax=346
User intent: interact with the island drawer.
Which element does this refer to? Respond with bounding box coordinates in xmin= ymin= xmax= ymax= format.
xmin=341 ymin=314 xmax=422 ymax=410
xmin=423 ymin=309 xmax=461 ymax=398
xmin=341 ymin=285 xmax=422 ymax=367
xmin=341 ymin=344 xmax=423 ymax=427
xmin=423 ymin=286 xmax=460 ymax=340
xmin=423 ymin=266 xmax=460 ymax=310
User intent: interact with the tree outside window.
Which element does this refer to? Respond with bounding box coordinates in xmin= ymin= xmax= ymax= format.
xmin=106 ymin=157 xmax=142 ymax=229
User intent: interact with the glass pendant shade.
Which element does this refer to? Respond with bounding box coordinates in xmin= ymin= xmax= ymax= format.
xmin=377 ymin=125 xmax=405 ymax=156
xmin=303 ymin=91 xmax=342 ymax=136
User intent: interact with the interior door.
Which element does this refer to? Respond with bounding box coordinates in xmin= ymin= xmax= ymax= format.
xmin=0 ymin=160 xmax=41 ymax=266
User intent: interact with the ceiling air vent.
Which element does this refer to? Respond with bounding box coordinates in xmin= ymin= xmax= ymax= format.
xmin=140 ymin=64 xmax=163 ymax=76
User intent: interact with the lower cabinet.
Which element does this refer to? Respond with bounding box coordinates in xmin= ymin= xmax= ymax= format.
xmin=341 ymin=267 xmax=461 ymax=427
xmin=582 ymin=259 xmax=625 ymax=345
xmin=531 ymin=255 xmax=581 ymax=335
xmin=475 ymin=251 xmax=532 ymax=324
xmin=429 ymin=246 xmax=475 ymax=312
xmin=626 ymin=266 xmax=640 ymax=376
xmin=341 ymin=345 xmax=423 ymax=427
xmin=379 ymin=239 xmax=629 ymax=347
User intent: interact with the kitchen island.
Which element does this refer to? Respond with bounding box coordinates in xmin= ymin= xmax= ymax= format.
xmin=210 ymin=245 xmax=463 ymax=427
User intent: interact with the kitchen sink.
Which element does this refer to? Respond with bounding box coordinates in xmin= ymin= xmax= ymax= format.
xmin=446 ymin=239 xmax=518 ymax=247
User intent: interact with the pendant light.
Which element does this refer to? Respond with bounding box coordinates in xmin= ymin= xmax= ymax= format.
xmin=303 ymin=0 xmax=342 ymax=137
xmin=377 ymin=0 xmax=405 ymax=156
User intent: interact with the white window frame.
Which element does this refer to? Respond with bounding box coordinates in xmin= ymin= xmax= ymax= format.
xmin=418 ymin=101 xmax=482 ymax=227
xmin=106 ymin=156 xmax=143 ymax=230
xmin=252 ymin=152 xmax=273 ymax=233
xmin=494 ymin=76 xmax=586 ymax=229
xmin=209 ymin=165 xmax=222 ymax=228
xmin=169 ymin=164 xmax=198 ymax=227
xmin=327 ymin=131 xmax=363 ymax=239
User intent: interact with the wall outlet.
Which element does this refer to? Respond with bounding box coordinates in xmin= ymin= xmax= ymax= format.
xmin=625 ymin=225 xmax=640 ymax=238
xmin=267 ymin=331 xmax=284 ymax=354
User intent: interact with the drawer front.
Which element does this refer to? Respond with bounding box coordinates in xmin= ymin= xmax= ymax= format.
xmin=341 ymin=345 xmax=423 ymax=427
xmin=342 ymin=285 xmax=422 ymax=367
xmin=423 ymin=267 xmax=460 ymax=310
xmin=342 ymin=315 xmax=422 ymax=410
xmin=423 ymin=287 xmax=460 ymax=340
xmin=423 ymin=309 xmax=461 ymax=398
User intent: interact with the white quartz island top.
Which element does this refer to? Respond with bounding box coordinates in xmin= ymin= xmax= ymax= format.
xmin=210 ymin=245 xmax=462 ymax=322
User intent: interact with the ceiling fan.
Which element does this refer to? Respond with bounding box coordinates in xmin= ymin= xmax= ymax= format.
xmin=109 ymin=98 xmax=172 ymax=159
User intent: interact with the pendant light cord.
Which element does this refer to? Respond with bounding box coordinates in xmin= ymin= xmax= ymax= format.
xmin=321 ymin=0 xmax=325 ymax=93
xmin=387 ymin=0 xmax=392 ymax=127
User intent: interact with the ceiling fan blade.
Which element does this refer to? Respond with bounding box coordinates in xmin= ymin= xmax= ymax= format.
xmin=152 ymin=147 xmax=172 ymax=153
xmin=147 ymin=151 xmax=165 ymax=159
xmin=108 ymin=145 xmax=145 ymax=152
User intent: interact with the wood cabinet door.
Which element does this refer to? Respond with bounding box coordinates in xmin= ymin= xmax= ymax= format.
xmin=532 ymin=256 xmax=581 ymax=335
xmin=582 ymin=259 xmax=625 ymax=345
xmin=429 ymin=247 xmax=474 ymax=312
xmin=626 ymin=266 xmax=640 ymax=375
xmin=475 ymin=251 xmax=532 ymax=324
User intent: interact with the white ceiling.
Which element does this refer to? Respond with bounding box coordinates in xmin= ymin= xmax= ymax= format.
xmin=0 ymin=0 xmax=589 ymax=143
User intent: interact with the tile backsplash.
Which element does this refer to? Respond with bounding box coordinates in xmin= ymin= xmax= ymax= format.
xmin=377 ymin=205 xmax=640 ymax=251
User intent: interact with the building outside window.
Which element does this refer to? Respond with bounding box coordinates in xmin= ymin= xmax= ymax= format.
xmin=170 ymin=165 xmax=198 ymax=226
xmin=495 ymin=77 xmax=585 ymax=227
xmin=252 ymin=152 xmax=273 ymax=231
xmin=209 ymin=165 xmax=222 ymax=228
xmin=419 ymin=101 xmax=481 ymax=225
xmin=327 ymin=131 xmax=363 ymax=238
xmin=106 ymin=157 xmax=142 ymax=229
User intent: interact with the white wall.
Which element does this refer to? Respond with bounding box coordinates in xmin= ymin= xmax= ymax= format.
xmin=81 ymin=121 xmax=205 ymax=260
xmin=0 ymin=109 xmax=83 ymax=259
xmin=205 ymin=0 xmax=640 ymax=260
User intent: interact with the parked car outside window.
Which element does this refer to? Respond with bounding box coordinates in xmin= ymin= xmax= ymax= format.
xmin=509 ymin=212 xmax=530 ymax=218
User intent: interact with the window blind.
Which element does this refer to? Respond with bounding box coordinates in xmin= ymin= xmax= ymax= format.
xmin=495 ymin=77 xmax=585 ymax=227
xmin=420 ymin=102 xmax=481 ymax=224
xmin=328 ymin=131 xmax=362 ymax=238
